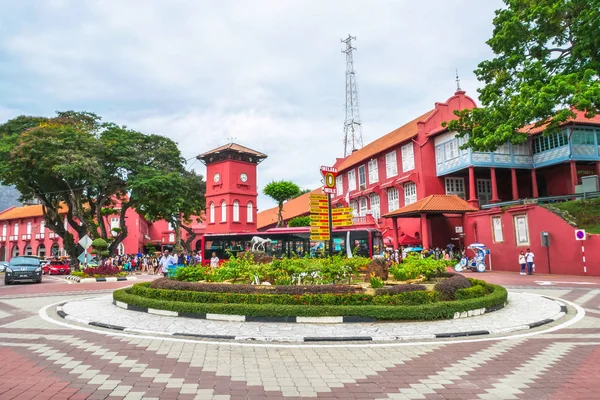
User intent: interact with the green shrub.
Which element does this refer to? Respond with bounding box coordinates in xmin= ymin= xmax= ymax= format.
xmin=370 ymin=276 xmax=385 ymax=288
xmin=456 ymin=285 xmax=486 ymax=300
xmin=70 ymin=271 xmax=85 ymax=278
xmin=375 ymin=284 xmax=426 ymax=295
xmin=434 ymin=275 xmax=471 ymax=301
xmin=113 ymin=283 xmax=507 ymax=321
xmin=389 ymin=254 xmax=451 ymax=281
xmin=174 ymin=266 xmax=208 ymax=282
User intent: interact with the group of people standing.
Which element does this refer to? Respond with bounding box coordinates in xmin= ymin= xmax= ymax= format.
xmin=99 ymin=250 xmax=204 ymax=276
xmin=518 ymin=249 xmax=535 ymax=275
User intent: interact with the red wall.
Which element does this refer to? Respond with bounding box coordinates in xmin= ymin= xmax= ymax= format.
xmin=465 ymin=205 xmax=598 ymax=276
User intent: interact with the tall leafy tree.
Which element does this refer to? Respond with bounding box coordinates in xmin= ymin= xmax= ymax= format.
xmin=445 ymin=0 xmax=600 ymax=151
xmin=263 ymin=180 xmax=301 ymax=228
xmin=0 ymin=111 xmax=196 ymax=263
xmin=130 ymin=169 xmax=206 ymax=253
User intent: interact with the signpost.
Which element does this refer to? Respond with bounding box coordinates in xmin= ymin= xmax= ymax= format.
xmin=78 ymin=234 xmax=93 ymax=269
xmin=575 ymin=229 xmax=587 ymax=273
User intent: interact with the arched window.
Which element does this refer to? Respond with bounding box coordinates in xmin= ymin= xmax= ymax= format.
xmin=247 ymin=202 xmax=253 ymax=223
xmin=38 ymin=244 xmax=46 ymax=258
xmin=221 ymin=201 xmax=227 ymax=222
xmin=11 ymin=245 xmax=19 ymax=258
xmin=117 ymin=243 xmax=125 ymax=256
xmin=24 ymin=244 xmax=33 ymax=256
xmin=369 ymin=193 xmax=380 ymax=219
xmin=209 ymin=203 xmax=215 ymax=223
xmin=387 ymin=187 xmax=399 ymax=211
xmin=51 ymin=243 xmax=60 ymax=257
xmin=13 ymin=223 xmax=18 ymax=236
xmin=233 ymin=201 xmax=240 ymax=222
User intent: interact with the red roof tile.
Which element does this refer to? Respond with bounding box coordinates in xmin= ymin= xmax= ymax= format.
xmin=197 ymin=143 xmax=267 ymax=159
xmin=0 ymin=204 xmax=68 ymax=221
xmin=336 ymin=110 xmax=433 ymax=172
xmin=521 ymin=110 xmax=600 ymax=134
xmin=382 ymin=195 xmax=477 ymax=218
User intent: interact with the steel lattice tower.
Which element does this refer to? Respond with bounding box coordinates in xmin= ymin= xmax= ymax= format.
xmin=341 ymin=34 xmax=364 ymax=157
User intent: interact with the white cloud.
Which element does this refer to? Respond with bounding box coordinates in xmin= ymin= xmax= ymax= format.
xmin=0 ymin=0 xmax=504 ymax=208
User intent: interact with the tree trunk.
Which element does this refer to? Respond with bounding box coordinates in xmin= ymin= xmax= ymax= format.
xmin=276 ymin=202 xmax=284 ymax=228
xmin=173 ymin=216 xmax=183 ymax=254
xmin=180 ymin=224 xmax=197 ymax=253
xmin=108 ymin=203 xmax=131 ymax=255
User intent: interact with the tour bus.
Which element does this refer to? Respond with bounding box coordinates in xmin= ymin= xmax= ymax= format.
xmin=201 ymin=227 xmax=383 ymax=265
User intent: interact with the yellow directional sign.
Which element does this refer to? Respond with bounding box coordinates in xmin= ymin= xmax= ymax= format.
xmin=310 ymin=227 xmax=329 ymax=234
xmin=310 ymin=234 xmax=330 ymax=241
xmin=309 ymin=204 xmax=328 ymax=209
xmin=309 ymin=194 xmax=327 ymax=200
xmin=310 ymin=206 xmax=329 ymax=212
xmin=310 ymin=216 xmax=329 ymax=221
xmin=332 ymin=207 xmax=352 ymax=213
xmin=332 ymin=220 xmax=354 ymax=227
xmin=310 ymin=220 xmax=329 ymax=227
xmin=332 ymin=215 xmax=353 ymax=221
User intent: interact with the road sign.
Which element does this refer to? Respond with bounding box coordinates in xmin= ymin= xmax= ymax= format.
xmin=310 ymin=234 xmax=330 ymax=241
xmin=332 ymin=220 xmax=354 ymax=227
xmin=309 ymin=194 xmax=327 ymax=200
xmin=332 ymin=214 xmax=353 ymax=220
xmin=575 ymin=229 xmax=586 ymax=240
xmin=310 ymin=228 xmax=329 ymax=234
xmin=310 ymin=221 xmax=329 ymax=227
xmin=320 ymin=166 xmax=338 ymax=193
xmin=78 ymin=235 xmax=93 ymax=250
xmin=78 ymin=252 xmax=94 ymax=264
xmin=332 ymin=207 xmax=352 ymax=213
xmin=309 ymin=204 xmax=328 ymax=209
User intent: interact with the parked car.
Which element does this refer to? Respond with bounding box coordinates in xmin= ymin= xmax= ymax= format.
xmin=42 ymin=260 xmax=71 ymax=275
xmin=5 ymin=256 xmax=42 ymax=284
xmin=0 ymin=262 xmax=7 ymax=273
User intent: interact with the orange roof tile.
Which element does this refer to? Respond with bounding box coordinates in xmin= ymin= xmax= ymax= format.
xmin=257 ymin=188 xmax=321 ymax=229
xmin=336 ymin=110 xmax=433 ymax=172
xmin=0 ymin=203 xmax=68 ymax=221
xmin=382 ymin=195 xmax=477 ymax=218
xmin=521 ymin=110 xmax=600 ymax=134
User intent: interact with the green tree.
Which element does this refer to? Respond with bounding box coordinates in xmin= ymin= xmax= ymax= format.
xmin=130 ymin=169 xmax=206 ymax=253
xmin=445 ymin=0 xmax=600 ymax=151
xmin=0 ymin=111 xmax=191 ymax=264
xmin=288 ymin=216 xmax=310 ymax=227
xmin=263 ymin=180 xmax=301 ymax=228
xmin=292 ymin=189 xmax=311 ymax=199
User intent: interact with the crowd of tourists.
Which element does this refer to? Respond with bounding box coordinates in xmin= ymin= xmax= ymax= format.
xmin=98 ymin=250 xmax=203 ymax=274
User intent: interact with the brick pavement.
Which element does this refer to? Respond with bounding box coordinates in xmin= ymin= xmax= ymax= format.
xmin=0 ymin=279 xmax=599 ymax=399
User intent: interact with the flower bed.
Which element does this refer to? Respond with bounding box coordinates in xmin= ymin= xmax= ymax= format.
xmin=70 ymin=265 xmax=128 ymax=279
xmin=113 ymin=277 xmax=508 ymax=321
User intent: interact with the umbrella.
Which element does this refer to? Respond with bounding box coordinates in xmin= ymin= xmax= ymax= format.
xmin=397 ymin=234 xmax=421 ymax=246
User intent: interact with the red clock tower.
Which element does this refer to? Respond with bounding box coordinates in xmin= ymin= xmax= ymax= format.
xmin=197 ymin=143 xmax=267 ymax=234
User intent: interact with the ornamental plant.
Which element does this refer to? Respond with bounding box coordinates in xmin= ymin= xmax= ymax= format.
xmin=389 ymin=254 xmax=451 ymax=281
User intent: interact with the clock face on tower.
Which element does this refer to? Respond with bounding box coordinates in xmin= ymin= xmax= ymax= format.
xmin=213 ymin=173 xmax=220 ymax=183
xmin=240 ymin=173 xmax=248 ymax=182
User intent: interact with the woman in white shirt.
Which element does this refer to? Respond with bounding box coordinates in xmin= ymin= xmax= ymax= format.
xmin=210 ymin=252 xmax=219 ymax=268
xmin=518 ymin=251 xmax=526 ymax=275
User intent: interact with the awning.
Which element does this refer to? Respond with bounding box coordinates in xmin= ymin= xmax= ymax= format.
xmin=380 ymin=181 xmax=396 ymax=189
xmin=397 ymin=234 xmax=421 ymax=246
xmin=382 ymin=194 xmax=478 ymax=218
xmin=395 ymin=172 xmax=418 ymax=185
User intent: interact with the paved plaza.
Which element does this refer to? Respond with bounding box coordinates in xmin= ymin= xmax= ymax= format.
xmin=1 ymin=273 xmax=600 ymax=399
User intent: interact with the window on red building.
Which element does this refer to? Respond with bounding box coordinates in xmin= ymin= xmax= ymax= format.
xmin=445 ymin=178 xmax=466 ymax=199
xmin=209 ymin=203 xmax=215 ymax=223
xmin=404 ymin=182 xmax=417 ymax=205
xmin=247 ymin=202 xmax=253 ymax=223
xmin=221 ymin=201 xmax=227 ymax=222
xmin=368 ymin=159 xmax=378 ymax=184
xmin=387 ymin=188 xmax=399 ymax=211
xmin=370 ymin=193 xmax=380 ymax=219
xmin=233 ymin=201 xmax=240 ymax=222
xmin=336 ymin=176 xmax=343 ymax=196
xmin=401 ymin=143 xmax=415 ymax=172
xmin=359 ymin=197 xmax=368 ymax=216
xmin=348 ymin=170 xmax=357 ymax=191
xmin=385 ymin=151 xmax=397 ymax=178
xmin=358 ymin=165 xmax=366 ymax=190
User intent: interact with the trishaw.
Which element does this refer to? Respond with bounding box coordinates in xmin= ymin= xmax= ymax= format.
xmin=454 ymin=243 xmax=487 ymax=273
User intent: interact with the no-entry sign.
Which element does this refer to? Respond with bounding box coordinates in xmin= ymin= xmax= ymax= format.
xmin=575 ymin=229 xmax=586 ymax=241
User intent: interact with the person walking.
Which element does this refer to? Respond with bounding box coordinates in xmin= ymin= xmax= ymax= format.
xmin=518 ymin=251 xmax=527 ymax=275
xmin=159 ymin=250 xmax=176 ymax=278
xmin=525 ymin=248 xmax=535 ymax=275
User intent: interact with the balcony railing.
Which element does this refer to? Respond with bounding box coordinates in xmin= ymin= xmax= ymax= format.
xmin=49 ymin=232 xmax=59 ymax=240
xmin=0 ymin=236 xmax=6 ymax=242
xmin=35 ymin=233 xmax=45 ymax=240
xmin=21 ymin=234 xmax=31 ymax=241
xmin=480 ymin=191 xmax=600 ymax=210
xmin=9 ymin=235 xmax=18 ymax=241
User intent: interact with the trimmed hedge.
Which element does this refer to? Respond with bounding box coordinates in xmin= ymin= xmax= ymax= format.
xmin=114 ymin=283 xmax=508 ymax=321
xmin=132 ymin=282 xmax=438 ymax=306
xmin=456 ymin=285 xmax=486 ymax=300
xmin=150 ymin=279 xmax=361 ymax=294
xmin=375 ymin=284 xmax=427 ymax=296
xmin=434 ymin=274 xmax=471 ymax=301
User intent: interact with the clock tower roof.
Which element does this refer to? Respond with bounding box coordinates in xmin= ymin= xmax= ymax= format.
xmin=197 ymin=143 xmax=267 ymax=165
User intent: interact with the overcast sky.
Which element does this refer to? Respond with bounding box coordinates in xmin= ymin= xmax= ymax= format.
xmin=0 ymin=0 xmax=504 ymax=210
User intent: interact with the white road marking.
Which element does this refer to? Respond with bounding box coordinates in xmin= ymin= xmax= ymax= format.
xmin=535 ymin=281 xmax=596 ymax=286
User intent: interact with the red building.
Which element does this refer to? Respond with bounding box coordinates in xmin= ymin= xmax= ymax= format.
xmin=197 ymin=143 xmax=267 ymax=234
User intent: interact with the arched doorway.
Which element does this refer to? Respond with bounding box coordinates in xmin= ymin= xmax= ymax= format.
xmin=11 ymin=245 xmax=20 ymax=258
xmin=24 ymin=244 xmax=33 ymax=256
xmin=51 ymin=243 xmax=60 ymax=257
xmin=0 ymin=246 xmax=5 ymax=261
xmin=38 ymin=244 xmax=46 ymax=258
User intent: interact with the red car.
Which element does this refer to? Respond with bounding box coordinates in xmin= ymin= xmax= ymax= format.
xmin=42 ymin=260 xmax=71 ymax=275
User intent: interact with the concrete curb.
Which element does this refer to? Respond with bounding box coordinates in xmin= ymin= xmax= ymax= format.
xmin=65 ymin=275 xmax=137 ymax=283
xmin=54 ymin=298 xmax=569 ymax=343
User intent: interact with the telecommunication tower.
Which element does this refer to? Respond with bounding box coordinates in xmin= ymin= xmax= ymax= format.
xmin=341 ymin=35 xmax=364 ymax=157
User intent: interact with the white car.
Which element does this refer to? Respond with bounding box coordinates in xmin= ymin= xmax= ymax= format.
xmin=0 ymin=262 xmax=7 ymax=273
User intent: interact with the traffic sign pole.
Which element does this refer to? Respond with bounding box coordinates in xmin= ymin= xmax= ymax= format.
xmin=328 ymin=193 xmax=333 ymax=257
